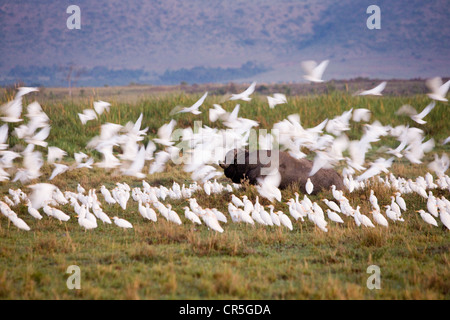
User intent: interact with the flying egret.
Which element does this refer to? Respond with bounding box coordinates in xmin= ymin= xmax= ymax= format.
xmin=426 ymin=77 xmax=450 ymax=102
xmin=410 ymin=101 xmax=435 ymax=124
xmin=301 ymin=60 xmax=329 ymax=83
xmin=78 ymin=109 xmax=97 ymax=125
xmin=93 ymin=101 xmax=111 ymax=115
xmin=356 ymin=81 xmax=387 ymax=96
xmin=352 ymin=108 xmax=372 ymax=122
xmin=209 ymin=104 xmax=227 ymax=122
xmin=267 ymin=93 xmax=287 ymax=109
xmin=229 ymin=82 xmax=256 ymax=101
xmin=175 ymin=92 xmax=208 ymax=115
xmin=48 ymin=163 xmax=69 ymax=180
xmin=47 ymin=147 xmax=67 ymax=164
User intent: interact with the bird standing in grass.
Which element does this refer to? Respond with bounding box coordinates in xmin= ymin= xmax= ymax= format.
xmin=305 ymin=178 xmax=314 ymax=195
xmin=326 ymin=209 xmax=344 ymax=224
xmin=113 ymin=216 xmax=133 ymax=229
xmin=278 ymin=211 xmax=293 ymax=230
xmin=417 ymin=210 xmax=438 ymax=227
xmin=371 ymin=210 xmax=389 ymax=227
xmin=183 ymin=206 xmax=202 ymax=225
xmin=25 ymin=200 xmax=42 ymax=220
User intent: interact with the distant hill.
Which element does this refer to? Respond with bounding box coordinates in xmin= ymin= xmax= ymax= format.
xmin=0 ymin=0 xmax=449 ymax=86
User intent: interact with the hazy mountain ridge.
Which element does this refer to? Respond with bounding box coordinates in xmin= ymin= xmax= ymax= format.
xmin=0 ymin=0 xmax=449 ymax=86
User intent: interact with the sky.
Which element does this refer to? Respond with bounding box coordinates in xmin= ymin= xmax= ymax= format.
xmin=0 ymin=0 xmax=449 ymax=86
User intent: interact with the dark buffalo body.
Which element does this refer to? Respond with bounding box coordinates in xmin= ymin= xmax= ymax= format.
xmin=220 ymin=149 xmax=345 ymax=194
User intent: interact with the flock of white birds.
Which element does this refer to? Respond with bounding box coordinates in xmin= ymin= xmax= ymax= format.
xmin=0 ymin=60 xmax=449 ymax=234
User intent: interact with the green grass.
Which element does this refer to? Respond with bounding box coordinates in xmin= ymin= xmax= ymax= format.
xmin=0 ymin=84 xmax=448 ymax=299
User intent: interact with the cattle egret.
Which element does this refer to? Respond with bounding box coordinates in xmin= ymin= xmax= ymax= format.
xmin=326 ymin=209 xmax=344 ymax=224
xmin=357 ymin=81 xmax=387 ymax=96
xmin=426 ymin=77 xmax=450 ymax=101
xmin=229 ymin=82 xmax=256 ymax=101
xmin=301 ymin=60 xmax=329 ymax=83
xmin=113 ymin=216 xmax=133 ymax=229
xmin=411 ymin=101 xmax=435 ymax=124
xmin=417 ymin=210 xmax=438 ymax=227
xmin=305 ymin=178 xmax=314 ymax=195
xmin=371 ymin=210 xmax=389 ymax=227
xmin=278 ymin=211 xmax=293 ymax=230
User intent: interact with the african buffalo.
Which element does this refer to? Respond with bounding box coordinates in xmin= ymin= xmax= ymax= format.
xmin=219 ymin=149 xmax=345 ymax=195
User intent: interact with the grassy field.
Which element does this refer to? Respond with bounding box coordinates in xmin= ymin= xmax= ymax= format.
xmin=0 ymin=82 xmax=449 ymax=300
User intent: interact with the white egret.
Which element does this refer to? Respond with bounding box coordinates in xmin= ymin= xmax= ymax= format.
xmin=305 ymin=178 xmax=314 ymax=195
xmin=113 ymin=216 xmax=133 ymax=229
xmin=301 ymin=60 xmax=329 ymax=83
xmin=371 ymin=210 xmax=389 ymax=227
xmin=426 ymin=77 xmax=450 ymax=102
xmin=176 ymin=92 xmax=208 ymax=115
xmin=229 ymin=82 xmax=256 ymax=101
xmin=326 ymin=209 xmax=344 ymax=224
xmin=417 ymin=210 xmax=438 ymax=227
xmin=356 ymin=81 xmax=387 ymax=96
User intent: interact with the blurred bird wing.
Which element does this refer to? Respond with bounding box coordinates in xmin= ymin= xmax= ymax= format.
xmin=437 ymin=80 xmax=450 ymax=97
xmin=93 ymin=100 xmax=111 ymax=115
xmin=227 ymin=104 xmax=240 ymax=123
xmin=415 ymin=101 xmax=435 ymax=119
xmin=0 ymin=124 xmax=8 ymax=144
xmin=17 ymin=87 xmax=39 ymax=98
xmin=100 ymin=123 xmax=123 ymax=140
xmin=267 ymin=96 xmax=277 ymax=109
xmin=32 ymin=126 xmax=51 ymax=141
xmin=1 ymin=99 xmax=23 ymax=120
xmin=209 ymin=104 xmax=227 ymax=122
xmin=49 ymin=164 xmax=69 ymax=180
xmin=240 ymin=82 xmax=256 ymax=96
xmin=395 ymin=104 xmax=417 ymax=116
xmin=359 ymin=81 xmax=386 ymax=95
xmin=273 ymin=93 xmax=287 ymax=101
xmin=352 ymin=108 xmax=372 ymax=122
xmin=426 ymin=77 xmax=443 ymax=94
xmin=190 ymin=92 xmax=208 ymax=110
xmin=301 ymin=60 xmax=318 ymax=74
xmin=145 ymin=140 xmax=156 ymax=160
xmin=312 ymin=60 xmax=329 ymax=79
xmin=74 ymin=152 xmax=88 ymax=163
xmin=123 ymin=146 xmax=146 ymax=177
xmin=47 ymin=147 xmax=67 ymax=162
